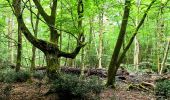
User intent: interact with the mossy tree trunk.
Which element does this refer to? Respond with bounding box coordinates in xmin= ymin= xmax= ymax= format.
xmin=16 ymin=19 xmax=22 ymax=72
xmin=106 ymin=0 xmax=131 ymax=87
xmin=13 ymin=0 xmax=22 ymax=72
xmin=45 ymin=53 xmax=60 ymax=79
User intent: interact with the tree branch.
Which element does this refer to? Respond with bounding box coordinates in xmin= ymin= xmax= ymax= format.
xmin=33 ymin=0 xmax=50 ymax=23
xmin=117 ymin=0 xmax=157 ymax=68
xmin=58 ymin=43 xmax=86 ymax=58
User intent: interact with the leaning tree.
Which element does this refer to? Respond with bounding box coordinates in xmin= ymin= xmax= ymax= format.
xmin=106 ymin=0 xmax=156 ymax=87
xmin=9 ymin=0 xmax=85 ymax=78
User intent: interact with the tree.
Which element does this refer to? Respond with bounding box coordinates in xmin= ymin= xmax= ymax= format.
xmin=106 ymin=0 xmax=156 ymax=87
xmin=15 ymin=0 xmax=22 ymax=72
xmin=10 ymin=0 xmax=85 ymax=78
xmin=7 ymin=15 xmax=14 ymax=64
xmin=29 ymin=0 xmax=40 ymax=71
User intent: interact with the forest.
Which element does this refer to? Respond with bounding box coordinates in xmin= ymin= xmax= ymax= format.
xmin=0 ymin=0 xmax=170 ymax=100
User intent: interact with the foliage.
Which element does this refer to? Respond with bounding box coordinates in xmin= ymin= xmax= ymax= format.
xmin=32 ymin=70 xmax=46 ymax=80
xmin=155 ymin=80 xmax=170 ymax=98
xmin=50 ymin=74 xmax=104 ymax=99
xmin=0 ymin=68 xmax=30 ymax=83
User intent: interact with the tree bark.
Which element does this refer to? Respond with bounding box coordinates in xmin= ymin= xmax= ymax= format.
xmin=16 ymin=18 xmax=22 ymax=72
xmin=13 ymin=0 xmax=22 ymax=72
xmin=134 ymin=0 xmax=140 ymax=70
xmin=160 ymin=40 xmax=170 ymax=74
xmin=106 ymin=0 xmax=131 ymax=87
xmin=77 ymin=0 xmax=85 ymax=75
xmin=45 ymin=53 xmax=60 ymax=79
xmin=98 ymin=10 xmax=104 ymax=69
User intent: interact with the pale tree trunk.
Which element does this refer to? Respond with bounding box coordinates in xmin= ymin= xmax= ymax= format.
xmin=88 ymin=17 xmax=93 ymax=52
xmin=98 ymin=11 xmax=104 ymax=69
xmin=134 ymin=37 xmax=139 ymax=70
xmin=81 ymin=48 xmax=85 ymax=75
xmin=156 ymin=1 xmax=169 ymax=73
xmin=134 ymin=0 xmax=140 ymax=70
xmin=7 ymin=15 xmax=14 ymax=64
xmin=160 ymin=40 xmax=170 ymax=74
xmin=59 ymin=1 xmax=63 ymax=66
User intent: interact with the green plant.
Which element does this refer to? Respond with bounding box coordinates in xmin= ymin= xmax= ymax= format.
xmin=0 ymin=69 xmax=30 ymax=83
xmin=155 ymin=80 xmax=170 ymax=98
xmin=32 ymin=71 xmax=45 ymax=80
xmin=15 ymin=71 xmax=30 ymax=82
xmin=50 ymin=74 xmax=104 ymax=99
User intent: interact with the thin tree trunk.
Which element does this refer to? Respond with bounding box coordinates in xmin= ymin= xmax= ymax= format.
xmin=59 ymin=0 xmax=63 ymax=66
xmin=31 ymin=13 xmax=40 ymax=71
xmin=156 ymin=1 xmax=169 ymax=73
xmin=98 ymin=11 xmax=104 ymax=69
xmin=16 ymin=18 xmax=22 ymax=72
xmin=134 ymin=37 xmax=139 ymax=70
xmin=77 ymin=0 xmax=85 ymax=75
xmin=7 ymin=15 xmax=14 ymax=64
xmin=134 ymin=0 xmax=140 ymax=70
xmin=15 ymin=0 xmax=22 ymax=72
xmin=29 ymin=0 xmax=40 ymax=71
xmin=160 ymin=41 xmax=170 ymax=74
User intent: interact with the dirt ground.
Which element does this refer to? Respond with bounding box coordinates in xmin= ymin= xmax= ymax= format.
xmin=0 ymin=78 xmax=157 ymax=100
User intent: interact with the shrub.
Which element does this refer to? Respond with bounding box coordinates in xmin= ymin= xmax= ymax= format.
xmin=15 ymin=71 xmax=30 ymax=82
xmin=50 ymin=74 xmax=104 ymax=99
xmin=32 ymin=71 xmax=45 ymax=80
xmin=155 ymin=80 xmax=170 ymax=98
xmin=0 ymin=69 xmax=30 ymax=83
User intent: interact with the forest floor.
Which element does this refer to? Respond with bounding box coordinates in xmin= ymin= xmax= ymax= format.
xmin=0 ymin=75 xmax=158 ymax=100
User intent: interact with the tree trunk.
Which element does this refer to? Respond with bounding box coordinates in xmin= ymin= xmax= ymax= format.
xmin=98 ymin=11 xmax=104 ymax=69
xmin=81 ymin=48 xmax=85 ymax=75
xmin=106 ymin=0 xmax=131 ymax=87
xmin=7 ymin=15 xmax=14 ymax=64
xmin=160 ymin=41 xmax=170 ymax=74
xmin=45 ymin=53 xmax=60 ymax=79
xmin=31 ymin=12 xmax=40 ymax=71
xmin=16 ymin=20 xmax=22 ymax=72
xmin=134 ymin=37 xmax=139 ymax=70
xmin=15 ymin=0 xmax=22 ymax=72
xmin=134 ymin=0 xmax=140 ymax=70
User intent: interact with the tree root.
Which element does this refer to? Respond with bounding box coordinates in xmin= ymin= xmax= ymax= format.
xmin=127 ymin=82 xmax=155 ymax=92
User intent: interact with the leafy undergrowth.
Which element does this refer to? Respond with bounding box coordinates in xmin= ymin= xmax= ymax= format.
xmin=48 ymin=74 xmax=104 ymax=100
xmin=0 ymin=68 xmax=30 ymax=83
